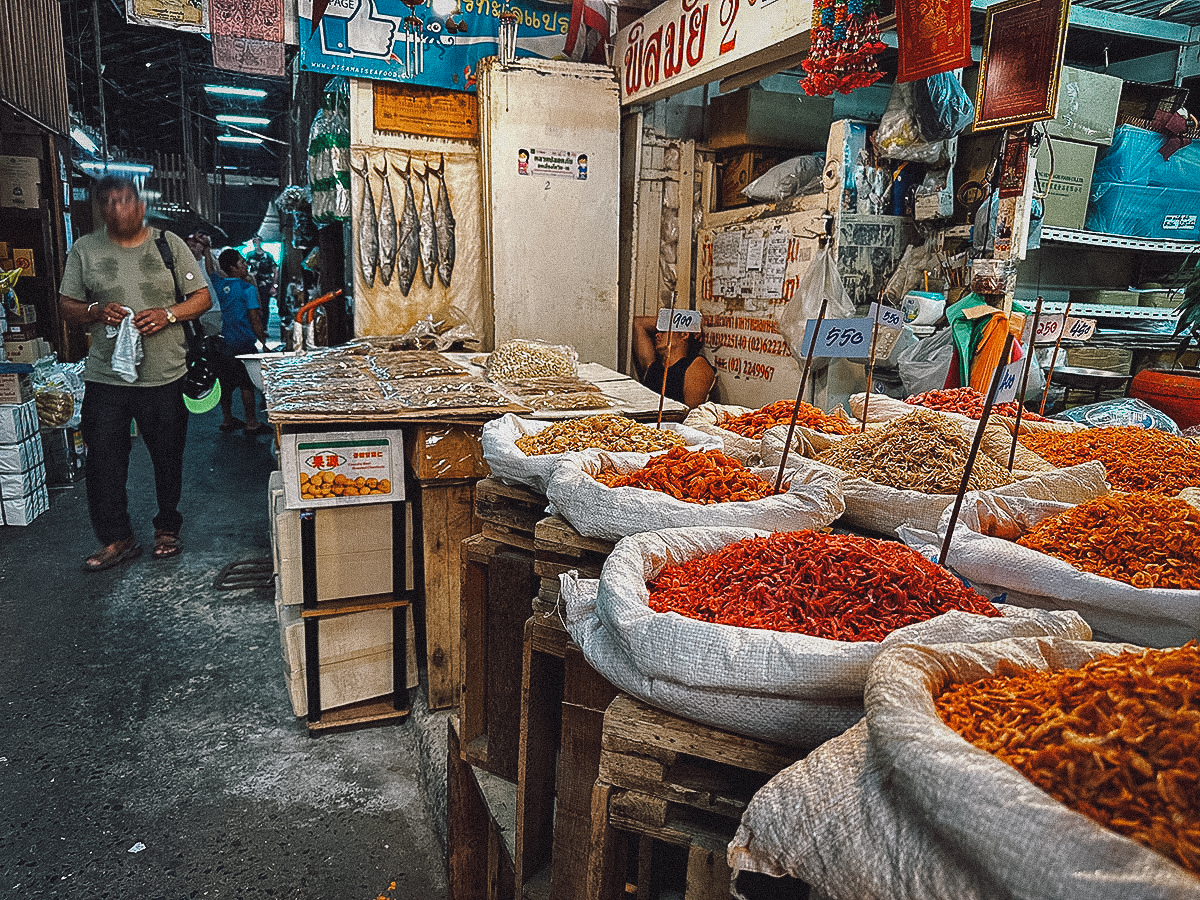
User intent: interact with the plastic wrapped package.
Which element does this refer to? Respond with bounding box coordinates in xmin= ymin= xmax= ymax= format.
xmin=485 ymin=339 xmax=578 ymax=382
xmin=31 ymin=356 xmax=85 ymax=429
xmin=896 ymin=328 xmax=954 ymax=396
xmin=912 ymin=71 xmax=975 ymax=142
xmin=729 ymin=637 xmax=1200 ymax=900
xmin=776 ymin=247 xmax=856 ymax=364
xmin=307 ymin=77 xmax=351 ymax=223
xmin=559 ymin=528 xmax=1090 ymax=748
xmin=742 ymin=155 xmax=826 ymax=204
xmin=875 ymin=81 xmax=956 ymax=165
xmin=1056 ymin=397 xmax=1182 ymax=434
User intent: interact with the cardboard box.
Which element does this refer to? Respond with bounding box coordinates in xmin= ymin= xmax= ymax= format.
xmin=3 ymin=338 xmax=49 ymax=364
xmin=1 ymin=479 xmax=48 ymax=526
xmin=407 ymin=423 xmax=489 ymax=481
xmin=280 ymin=428 xmax=405 ymax=509
xmin=1035 ymin=138 xmax=1098 ymax=229
xmin=0 ymin=431 xmax=43 ymax=474
xmin=275 ymin=497 xmax=394 ymax=604
xmin=966 ymin=65 xmax=1122 ymax=145
xmin=2 ymin=320 xmax=36 ymax=341
xmin=278 ymin=605 xmax=394 ymax=717
xmin=718 ymin=149 xmax=786 ymax=209
xmin=707 ymin=88 xmax=835 ymax=152
xmin=0 ymin=363 xmax=33 ymax=404
xmin=0 ymin=459 xmax=45 ymax=499
xmin=0 ymin=400 xmax=38 ymax=443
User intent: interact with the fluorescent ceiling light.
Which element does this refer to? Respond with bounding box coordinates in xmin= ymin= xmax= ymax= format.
xmin=216 ymin=114 xmax=271 ymax=126
xmin=71 ymin=127 xmax=99 ymax=154
xmin=79 ymin=160 xmax=153 ymax=175
xmin=204 ymin=85 xmax=267 ymax=98
xmin=218 ymin=134 xmax=264 ymax=145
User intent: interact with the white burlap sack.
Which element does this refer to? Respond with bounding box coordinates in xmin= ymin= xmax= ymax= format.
xmin=788 ymin=456 xmax=1108 ymax=538
xmin=917 ymin=492 xmax=1200 ymax=648
xmin=481 ymin=413 xmax=722 ymax=495
xmin=849 ymin=391 xmax=1083 ymax=434
xmin=543 ymin=453 xmax=845 ymax=541
xmin=682 ymin=402 xmax=758 ymax=463
xmin=561 ymin=527 xmax=1090 ymax=747
xmin=730 ymin=638 xmax=1200 ymax=900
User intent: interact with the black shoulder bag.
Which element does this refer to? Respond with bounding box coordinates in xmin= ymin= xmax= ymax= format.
xmin=153 ymin=230 xmax=220 ymax=401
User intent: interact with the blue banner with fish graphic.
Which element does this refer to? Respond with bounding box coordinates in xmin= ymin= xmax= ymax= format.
xmin=298 ymin=0 xmax=572 ymax=91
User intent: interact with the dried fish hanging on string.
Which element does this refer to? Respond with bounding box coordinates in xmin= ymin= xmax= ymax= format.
xmin=418 ymin=157 xmax=437 ymax=289
xmin=433 ymin=153 xmax=455 ymax=287
xmin=375 ymin=154 xmax=397 ymax=286
xmin=392 ymin=152 xmax=420 ymax=296
xmin=353 ymin=154 xmax=378 ymax=288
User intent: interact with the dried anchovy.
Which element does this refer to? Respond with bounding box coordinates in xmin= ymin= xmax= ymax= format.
xmin=487 ymin=340 xmax=576 ymax=381
xmin=515 ymin=413 xmax=684 ymax=456
xmin=1020 ymin=426 xmax=1200 ymax=495
xmin=1015 ymin=492 xmax=1200 ymax=589
xmin=936 ymin=643 xmax=1200 ymax=876
xmin=817 ymin=408 xmax=1015 ymax=493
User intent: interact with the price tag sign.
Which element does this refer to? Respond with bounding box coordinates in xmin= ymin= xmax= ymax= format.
xmin=656 ymin=307 xmax=703 ymax=333
xmin=1065 ymin=316 xmax=1097 ymax=341
xmin=1021 ymin=314 xmax=1096 ymax=345
xmin=800 ymin=317 xmax=873 ymax=358
xmin=869 ymin=302 xmax=906 ymax=330
xmin=994 ymin=358 xmax=1025 ymax=404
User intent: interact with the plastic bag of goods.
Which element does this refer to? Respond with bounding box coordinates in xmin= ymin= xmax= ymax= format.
xmin=903 ymin=491 xmax=1200 ymax=648
xmin=307 ymin=77 xmax=350 ymax=223
xmin=481 ymin=413 xmax=721 ymax=495
xmin=730 ymin=638 xmax=1200 ymax=900
xmin=684 ymin=400 xmax=857 ymax=465
xmin=560 ymin=528 xmax=1090 ymax=748
xmin=1056 ymin=396 xmax=1182 ymax=434
xmin=32 ymin=356 xmax=86 ymax=429
xmin=544 ymin=447 xmax=845 ymax=541
xmin=742 ymin=154 xmax=826 ymax=204
xmin=485 ymin=339 xmax=578 ymax=382
xmin=1017 ymin=424 xmax=1200 ymax=496
xmin=794 ymin=407 xmax=1108 ymax=537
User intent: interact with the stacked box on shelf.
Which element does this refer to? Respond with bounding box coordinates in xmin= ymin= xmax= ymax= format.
xmin=0 ymin=399 xmax=48 ymax=525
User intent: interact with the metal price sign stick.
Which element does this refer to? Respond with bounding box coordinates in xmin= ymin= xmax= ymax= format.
xmin=1007 ymin=295 xmax=1044 ymax=471
xmin=656 ymin=293 xmax=678 ymax=429
xmin=940 ymin=329 xmax=1017 ymax=568
xmin=860 ymin=297 xmax=885 ymax=433
xmin=773 ymin=291 xmax=831 ymax=494
xmin=1038 ymin=297 xmax=1073 ymax=416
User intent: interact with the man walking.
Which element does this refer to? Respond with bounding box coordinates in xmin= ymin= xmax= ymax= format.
xmin=59 ymin=176 xmax=211 ymax=571
xmin=212 ymin=248 xmax=268 ymax=435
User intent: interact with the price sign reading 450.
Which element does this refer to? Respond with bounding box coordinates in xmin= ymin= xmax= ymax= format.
xmin=656 ymin=307 xmax=703 ymax=333
xmin=800 ymin=317 xmax=873 ymax=358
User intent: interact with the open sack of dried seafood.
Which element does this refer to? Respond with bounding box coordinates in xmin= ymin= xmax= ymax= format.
xmin=683 ymin=400 xmax=858 ymax=464
xmin=560 ymin=530 xmax=1090 ymax=748
xmin=544 ymin=448 xmax=844 ymax=540
xmin=781 ymin=408 xmax=1107 ymax=537
xmin=481 ymin=413 xmax=720 ymax=495
xmin=901 ymin=491 xmax=1200 ymax=648
xmin=729 ymin=638 xmax=1200 ymax=900
xmin=849 ymin=388 xmax=1082 ymax=434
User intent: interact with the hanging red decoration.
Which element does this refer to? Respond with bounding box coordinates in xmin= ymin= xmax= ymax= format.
xmin=801 ymin=0 xmax=888 ymax=96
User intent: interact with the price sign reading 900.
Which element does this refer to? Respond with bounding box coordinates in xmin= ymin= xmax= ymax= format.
xmin=800 ymin=317 xmax=874 ymax=358
xmin=656 ymin=308 xmax=703 ymax=333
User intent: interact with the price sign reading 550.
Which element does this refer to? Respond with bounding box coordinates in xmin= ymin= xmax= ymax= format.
xmin=800 ymin=317 xmax=874 ymax=358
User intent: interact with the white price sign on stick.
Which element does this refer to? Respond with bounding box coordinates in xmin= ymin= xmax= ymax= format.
xmin=994 ymin=357 xmax=1026 ymax=404
xmin=1022 ymin=314 xmax=1096 ymax=344
xmin=869 ymin=302 xmax=906 ymax=330
xmin=1064 ymin=316 xmax=1097 ymax=341
xmin=800 ymin=317 xmax=873 ymax=358
xmin=656 ymin=307 xmax=703 ymax=333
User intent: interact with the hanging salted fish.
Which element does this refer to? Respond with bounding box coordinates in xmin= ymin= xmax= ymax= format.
xmin=391 ymin=152 xmax=420 ymax=296
xmin=417 ymin=157 xmax=437 ymax=289
xmin=352 ymin=153 xmax=378 ymax=289
xmin=433 ymin=153 xmax=456 ymax=288
xmin=375 ymin=154 xmax=397 ymax=286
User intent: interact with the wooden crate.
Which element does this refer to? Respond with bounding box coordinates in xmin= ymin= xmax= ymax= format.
xmin=476 ymin=477 xmax=547 ymax=552
xmin=448 ymin=715 xmax=517 ymax=900
xmin=460 ymin=533 xmax=539 ymax=781
xmin=585 ymin=695 xmax=803 ymax=900
xmin=534 ymin=514 xmax=614 ymax=605
xmin=408 ymin=423 xmax=491 ymax=481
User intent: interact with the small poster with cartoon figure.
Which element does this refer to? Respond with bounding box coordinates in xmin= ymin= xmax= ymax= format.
xmin=517 ymin=148 xmax=588 ymax=179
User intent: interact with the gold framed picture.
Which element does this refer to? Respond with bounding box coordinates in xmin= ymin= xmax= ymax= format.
xmin=972 ymin=0 xmax=1072 ymax=132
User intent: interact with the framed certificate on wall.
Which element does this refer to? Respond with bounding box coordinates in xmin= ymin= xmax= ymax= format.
xmin=972 ymin=0 xmax=1071 ymax=131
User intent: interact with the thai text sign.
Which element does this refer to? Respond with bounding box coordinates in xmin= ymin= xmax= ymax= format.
xmin=615 ymin=0 xmax=813 ymax=106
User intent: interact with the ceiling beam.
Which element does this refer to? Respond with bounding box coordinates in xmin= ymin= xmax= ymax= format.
xmin=971 ymin=0 xmax=1199 ymax=43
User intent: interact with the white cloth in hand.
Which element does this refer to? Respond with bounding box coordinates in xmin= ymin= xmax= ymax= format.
xmin=106 ymin=307 xmax=143 ymax=383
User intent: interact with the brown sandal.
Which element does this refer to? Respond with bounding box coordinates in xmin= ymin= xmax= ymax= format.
xmin=83 ymin=537 xmax=142 ymax=572
xmin=153 ymin=531 xmax=183 ymax=559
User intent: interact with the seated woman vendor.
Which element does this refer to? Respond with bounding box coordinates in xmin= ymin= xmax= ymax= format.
xmin=633 ymin=315 xmax=716 ymax=409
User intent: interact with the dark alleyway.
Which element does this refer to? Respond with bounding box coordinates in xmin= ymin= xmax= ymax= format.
xmin=0 ymin=409 xmax=448 ymax=900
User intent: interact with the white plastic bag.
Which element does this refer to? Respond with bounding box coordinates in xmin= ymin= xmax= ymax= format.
xmin=775 ymin=247 xmax=856 ymax=365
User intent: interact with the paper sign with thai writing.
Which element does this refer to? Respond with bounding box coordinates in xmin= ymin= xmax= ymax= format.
xmin=374 ymin=82 xmax=478 ymax=141
xmin=298 ymin=0 xmax=571 ymax=92
xmin=615 ymin=0 xmax=813 ymax=105
xmin=519 ymin=148 xmax=588 ymax=179
xmin=799 ymin=317 xmax=873 ymax=359
xmin=701 ymin=311 xmax=800 ymax=408
xmin=656 ymin=308 xmax=703 ymax=333
xmin=126 ymin=0 xmax=208 ymax=32
xmin=707 ymin=226 xmax=792 ymax=301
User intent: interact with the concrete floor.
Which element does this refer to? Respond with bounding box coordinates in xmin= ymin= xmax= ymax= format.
xmin=0 ymin=408 xmax=450 ymax=900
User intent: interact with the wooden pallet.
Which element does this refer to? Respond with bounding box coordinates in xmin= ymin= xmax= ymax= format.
xmin=534 ymin=514 xmax=614 ymax=605
xmin=460 ymin=533 xmax=539 ymax=781
xmin=476 ymin=477 xmax=547 ymax=553
xmin=586 ymin=696 xmax=803 ymax=900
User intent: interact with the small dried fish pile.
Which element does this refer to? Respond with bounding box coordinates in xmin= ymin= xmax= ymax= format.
xmin=515 ymin=413 xmax=684 ymax=456
xmin=594 ymin=447 xmax=777 ymax=504
xmin=722 ymin=399 xmax=856 ymax=439
xmin=1020 ymin=426 xmax=1200 ymax=495
xmin=1016 ymin=492 xmax=1200 ymax=589
xmin=487 ymin=340 xmax=577 ymax=381
xmin=817 ymin=407 xmax=1015 ymax=493
xmin=936 ymin=643 xmax=1200 ymax=876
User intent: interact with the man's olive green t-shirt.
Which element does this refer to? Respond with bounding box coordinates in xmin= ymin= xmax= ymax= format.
xmin=59 ymin=229 xmax=207 ymax=387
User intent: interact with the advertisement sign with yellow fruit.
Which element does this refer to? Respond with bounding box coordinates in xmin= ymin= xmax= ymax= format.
xmin=281 ymin=429 xmax=405 ymax=509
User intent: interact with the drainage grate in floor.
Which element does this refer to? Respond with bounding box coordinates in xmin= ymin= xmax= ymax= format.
xmin=213 ymin=558 xmax=275 ymax=591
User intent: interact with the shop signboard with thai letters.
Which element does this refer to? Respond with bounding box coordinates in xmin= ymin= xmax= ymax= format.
xmin=615 ymin=0 xmax=813 ymax=107
xmin=298 ymin=0 xmax=574 ymax=92
xmin=0 ymin=157 xmax=40 ymax=210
